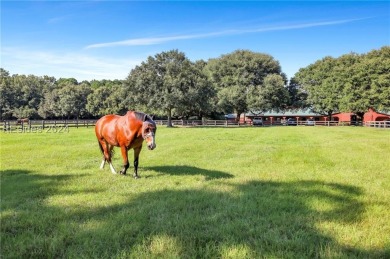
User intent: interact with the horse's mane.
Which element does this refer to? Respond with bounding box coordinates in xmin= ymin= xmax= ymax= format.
xmin=134 ymin=111 xmax=153 ymax=123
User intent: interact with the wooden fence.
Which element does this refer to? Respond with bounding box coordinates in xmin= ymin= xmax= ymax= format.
xmin=155 ymin=120 xmax=368 ymax=127
xmin=364 ymin=121 xmax=390 ymax=128
xmin=1 ymin=119 xmax=388 ymax=132
xmin=152 ymin=120 xmax=389 ymax=128
xmin=1 ymin=120 xmax=97 ymax=132
xmin=155 ymin=120 xmax=240 ymax=127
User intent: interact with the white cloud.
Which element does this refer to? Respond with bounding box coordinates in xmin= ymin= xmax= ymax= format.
xmin=1 ymin=47 xmax=141 ymax=81
xmin=85 ymin=18 xmax=364 ymax=49
xmin=85 ymin=32 xmax=229 ymax=49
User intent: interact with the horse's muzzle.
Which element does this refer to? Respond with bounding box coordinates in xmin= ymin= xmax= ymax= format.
xmin=148 ymin=143 xmax=156 ymax=150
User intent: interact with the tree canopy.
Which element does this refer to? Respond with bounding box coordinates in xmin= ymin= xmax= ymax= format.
xmin=205 ymin=50 xmax=288 ymax=118
xmin=295 ymin=46 xmax=390 ymax=119
xmin=0 ymin=70 xmax=124 ymax=120
xmin=340 ymin=46 xmax=390 ymax=116
xmin=1 ymin=46 xmax=389 ymax=122
xmin=124 ymin=50 xmax=214 ymax=127
xmin=295 ymin=56 xmax=342 ymax=119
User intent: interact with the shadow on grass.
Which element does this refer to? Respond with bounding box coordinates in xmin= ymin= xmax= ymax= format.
xmin=145 ymin=165 xmax=234 ymax=180
xmin=0 ymin=169 xmax=109 ymax=258
xmin=1 ymin=169 xmax=388 ymax=258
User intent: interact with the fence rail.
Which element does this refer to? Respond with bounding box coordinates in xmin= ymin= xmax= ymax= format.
xmin=1 ymin=119 xmax=389 ymax=132
xmin=364 ymin=121 xmax=390 ymax=128
xmin=155 ymin=120 xmax=369 ymax=127
xmin=155 ymin=120 xmax=240 ymax=127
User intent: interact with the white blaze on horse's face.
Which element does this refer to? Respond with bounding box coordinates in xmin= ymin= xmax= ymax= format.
xmin=142 ymin=122 xmax=156 ymax=150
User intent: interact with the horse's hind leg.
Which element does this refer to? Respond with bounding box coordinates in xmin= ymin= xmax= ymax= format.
xmin=100 ymin=141 xmax=116 ymax=174
xmin=107 ymin=145 xmax=117 ymax=174
xmin=109 ymin=163 xmax=116 ymax=174
xmin=100 ymin=158 xmax=106 ymax=169
xmin=119 ymin=146 xmax=129 ymax=175
xmin=98 ymin=141 xmax=106 ymax=170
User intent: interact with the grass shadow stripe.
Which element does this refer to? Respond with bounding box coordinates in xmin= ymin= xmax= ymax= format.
xmin=145 ymin=165 xmax=234 ymax=180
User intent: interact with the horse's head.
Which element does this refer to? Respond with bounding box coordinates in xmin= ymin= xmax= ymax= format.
xmin=142 ymin=119 xmax=157 ymax=150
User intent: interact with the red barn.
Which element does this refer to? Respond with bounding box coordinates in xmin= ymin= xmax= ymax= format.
xmin=333 ymin=108 xmax=390 ymax=123
xmin=363 ymin=108 xmax=390 ymax=122
xmin=234 ymin=108 xmax=389 ymax=126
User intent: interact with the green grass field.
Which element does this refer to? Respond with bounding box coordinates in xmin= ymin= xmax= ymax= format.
xmin=1 ymin=126 xmax=389 ymax=258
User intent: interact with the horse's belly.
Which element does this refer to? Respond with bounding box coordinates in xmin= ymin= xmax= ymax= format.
xmin=106 ymin=135 xmax=120 ymax=146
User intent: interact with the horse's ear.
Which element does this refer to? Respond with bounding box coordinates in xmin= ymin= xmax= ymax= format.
xmin=143 ymin=114 xmax=154 ymax=121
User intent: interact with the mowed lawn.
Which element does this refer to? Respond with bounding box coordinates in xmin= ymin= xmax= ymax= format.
xmin=1 ymin=126 xmax=389 ymax=258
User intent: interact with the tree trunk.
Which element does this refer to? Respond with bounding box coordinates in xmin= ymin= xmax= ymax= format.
xmin=327 ymin=111 xmax=333 ymax=122
xmin=356 ymin=111 xmax=365 ymax=126
xmin=167 ymin=108 xmax=173 ymax=127
xmin=236 ymin=112 xmax=242 ymax=124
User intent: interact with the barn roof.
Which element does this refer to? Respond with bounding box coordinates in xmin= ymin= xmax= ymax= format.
xmin=245 ymin=108 xmax=323 ymax=117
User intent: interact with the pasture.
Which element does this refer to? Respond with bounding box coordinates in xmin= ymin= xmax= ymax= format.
xmin=1 ymin=126 xmax=389 ymax=258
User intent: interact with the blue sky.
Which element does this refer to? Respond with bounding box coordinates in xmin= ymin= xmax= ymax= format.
xmin=1 ymin=1 xmax=389 ymax=81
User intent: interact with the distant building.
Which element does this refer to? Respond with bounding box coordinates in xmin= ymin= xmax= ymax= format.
xmin=240 ymin=109 xmax=326 ymax=125
xmin=225 ymin=108 xmax=390 ymax=125
xmin=333 ymin=108 xmax=390 ymax=123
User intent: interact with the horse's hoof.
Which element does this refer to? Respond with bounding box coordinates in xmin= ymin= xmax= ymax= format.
xmin=133 ymin=175 xmax=140 ymax=179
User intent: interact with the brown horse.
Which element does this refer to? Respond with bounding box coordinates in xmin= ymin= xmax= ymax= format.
xmin=95 ymin=111 xmax=157 ymax=178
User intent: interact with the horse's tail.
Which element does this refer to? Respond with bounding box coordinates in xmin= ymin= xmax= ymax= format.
xmin=97 ymin=140 xmax=114 ymax=158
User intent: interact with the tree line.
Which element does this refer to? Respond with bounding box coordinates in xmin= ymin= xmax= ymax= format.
xmin=1 ymin=47 xmax=389 ymax=126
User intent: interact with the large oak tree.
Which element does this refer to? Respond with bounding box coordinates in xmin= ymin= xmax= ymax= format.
xmin=340 ymin=46 xmax=390 ymax=117
xmin=295 ymin=56 xmax=342 ymax=120
xmin=205 ymin=50 xmax=288 ymax=119
xmin=296 ymin=46 xmax=390 ymax=120
xmin=124 ymin=50 xmax=214 ymax=127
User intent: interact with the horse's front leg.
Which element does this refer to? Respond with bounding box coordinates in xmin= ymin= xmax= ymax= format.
xmin=119 ymin=146 xmax=129 ymax=175
xmin=133 ymin=147 xmax=142 ymax=179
